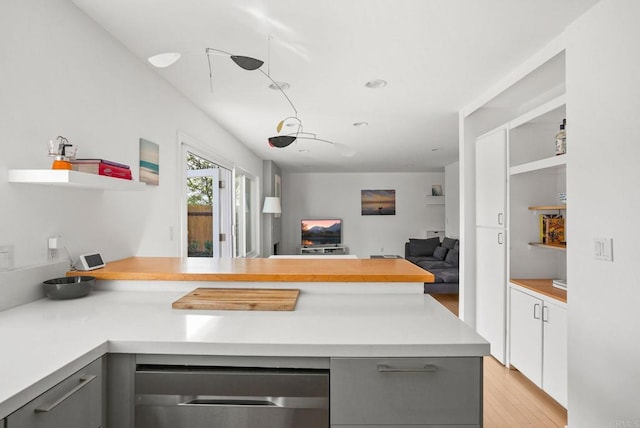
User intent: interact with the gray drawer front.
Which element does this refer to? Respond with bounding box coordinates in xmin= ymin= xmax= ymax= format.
xmin=7 ymin=358 xmax=102 ymax=428
xmin=331 ymin=357 xmax=482 ymax=426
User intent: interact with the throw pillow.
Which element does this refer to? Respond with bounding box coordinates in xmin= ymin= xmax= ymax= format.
xmin=442 ymin=237 xmax=458 ymax=250
xmin=408 ymin=237 xmax=440 ymax=257
xmin=433 ymin=246 xmax=449 ymax=260
xmin=445 ymin=249 xmax=459 ymax=266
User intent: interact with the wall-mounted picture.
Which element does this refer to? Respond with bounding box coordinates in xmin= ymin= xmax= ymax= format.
xmin=361 ymin=189 xmax=396 ymax=215
xmin=431 ymin=184 xmax=443 ymax=196
xmin=139 ymin=138 xmax=159 ymax=185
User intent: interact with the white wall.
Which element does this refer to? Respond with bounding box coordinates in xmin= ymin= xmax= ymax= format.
xmin=0 ymin=0 xmax=262 ymax=268
xmin=565 ymin=1 xmax=640 ymax=426
xmin=281 ymin=172 xmax=445 ymax=257
xmin=445 ymin=161 xmax=460 ymax=238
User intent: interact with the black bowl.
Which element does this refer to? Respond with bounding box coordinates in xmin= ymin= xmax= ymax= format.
xmin=43 ymin=276 xmax=95 ymax=299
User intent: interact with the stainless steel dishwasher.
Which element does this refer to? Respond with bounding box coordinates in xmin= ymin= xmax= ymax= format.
xmin=134 ymin=365 xmax=329 ymax=428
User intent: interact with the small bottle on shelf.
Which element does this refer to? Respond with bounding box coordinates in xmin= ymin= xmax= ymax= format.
xmin=555 ymin=118 xmax=566 ymax=156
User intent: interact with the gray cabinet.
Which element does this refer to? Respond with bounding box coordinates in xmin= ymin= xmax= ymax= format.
xmin=7 ymin=357 xmax=103 ymax=428
xmin=330 ymin=357 xmax=482 ymax=427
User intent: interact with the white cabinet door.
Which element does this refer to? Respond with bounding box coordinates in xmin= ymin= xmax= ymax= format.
xmin=476 ymin=227 xmax=507 ymax=364
xmin=509 ymin=288 xmax=543 ymax=387
xmin=543 ymin=300 xmax=568 ymax=407
xmin=476 ymin=128 xmax=507 ymax=228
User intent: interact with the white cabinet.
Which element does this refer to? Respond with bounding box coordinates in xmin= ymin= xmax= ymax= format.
xmin=475 ymin=127 xmax=508 ymax=364
xmin=509 ymin=287 xmax=543 ymax=386
xmin=7 ymin=357 xmax=104 ymax=428
xmin=476 ymin=227 xmax=507 ymax=364
xmin=330 ymin=357 xmax=482 ymax=427
xmin=509 ymin=285 xmax=567 ymax=407
xmin=542 ymin=297 xmax=568 ymax=406
xmin=476 ymin=128 xmax=507 ymax=228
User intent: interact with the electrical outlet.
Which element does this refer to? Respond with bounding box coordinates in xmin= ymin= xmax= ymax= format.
xmin=0 ymin=244 xmax=14 ymax=271
xmin=47 ymin=235 xmax=62 ymax=262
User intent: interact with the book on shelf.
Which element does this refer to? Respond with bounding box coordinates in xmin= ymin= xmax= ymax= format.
xmin=71 ymin=159 xmax=130 ymax=169
xmin=71 ymin=162 xmax=132 ymax=180
xmin=545 ymin=217 xmax=565 ymax=244
xmin=539 ymin=214 xmax=565 ymax=244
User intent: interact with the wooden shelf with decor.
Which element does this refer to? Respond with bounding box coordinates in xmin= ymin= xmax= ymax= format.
xmin=528 ymin=242 xmax=567 ymax=251
xmin=528 ymin=205 xmax=567 ymax=211
xmin=8 ymin=169 xmax=146 ymax=191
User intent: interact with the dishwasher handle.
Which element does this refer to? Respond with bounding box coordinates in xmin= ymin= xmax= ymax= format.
xmin=34 ymin=375 xmax=97 ymax=413
xmin=180 ymin=397 xmax=275 ymax=407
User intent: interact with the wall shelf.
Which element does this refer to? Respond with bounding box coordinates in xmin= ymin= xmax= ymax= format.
xmin=8 ymin=169 xmax=146 ymax=191
xmin=528 ymin=205 xmax=567 ymax=211
xmin=425 ymin=196 xmax=445 ymax=205
xmin=528 ymin=242 xmax=567 ymax=251
xmin=510 ymin=155 xmax=567 ymax=176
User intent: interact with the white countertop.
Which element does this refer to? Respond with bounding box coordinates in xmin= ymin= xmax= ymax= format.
xmin=0 ymin=287 xmax=488 ymax=419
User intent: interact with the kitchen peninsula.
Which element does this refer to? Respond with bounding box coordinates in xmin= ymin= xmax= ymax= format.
xmin=0 ymin=257 xmax=488 ymax=427
xmin=66 ymin=256 xmax=435 ymax=293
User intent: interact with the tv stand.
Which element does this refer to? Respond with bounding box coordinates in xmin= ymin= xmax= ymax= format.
xmin=300 ymin=246 xmax=347 ymax=255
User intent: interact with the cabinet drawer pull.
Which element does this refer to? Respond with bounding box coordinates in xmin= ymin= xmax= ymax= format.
xmin=498 ymin=213 xmax=504 ymax=225
xmin=377 ymin=364 xmax=438 ymax=373
xmin=34 ymin=375 xmax=97 ymax=413
xmin=542 ymin=305 xmax=549 ymax=323
xmin=533 ymin=303 xmax=541 ymax=320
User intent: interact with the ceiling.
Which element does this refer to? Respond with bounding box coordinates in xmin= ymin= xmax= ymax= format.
xmin=71 ymin=0 xmax=597 ymax=173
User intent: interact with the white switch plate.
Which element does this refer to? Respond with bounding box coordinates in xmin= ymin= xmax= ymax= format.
xmin=594 ymin=237 xmax=613 ymax=261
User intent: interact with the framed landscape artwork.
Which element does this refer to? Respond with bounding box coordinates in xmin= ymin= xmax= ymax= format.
xmin=361 ymin=189 xmax=396 ymax=215
xmin=139 ymin=138 xmax=159 ymax=185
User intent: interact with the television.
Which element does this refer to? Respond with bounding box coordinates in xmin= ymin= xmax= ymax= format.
xmin=301 ymin=219 xmax=342 ymax=247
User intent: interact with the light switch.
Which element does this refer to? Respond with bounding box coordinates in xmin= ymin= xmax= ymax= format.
xmin=594 ymin=237 xmax=613 ymax=261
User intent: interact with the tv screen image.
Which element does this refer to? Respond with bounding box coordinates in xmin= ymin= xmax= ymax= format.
xmin=301 ymin=219 xmax=342 ymax=247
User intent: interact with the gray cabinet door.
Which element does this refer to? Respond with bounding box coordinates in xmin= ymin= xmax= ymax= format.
xmin=331 ymin=357 xmax=481 ymax=426
xmin=7 ymin=358 xmax=102 ymax=428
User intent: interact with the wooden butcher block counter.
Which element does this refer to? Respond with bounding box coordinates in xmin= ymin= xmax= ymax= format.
xmin=67 ymin=257 xmax=435 ymax=283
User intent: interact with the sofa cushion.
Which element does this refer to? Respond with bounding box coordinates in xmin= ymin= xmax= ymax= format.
xmin=429 ymin=268 xmax=459 ymax=283
xmin=444 ymin=249 xmax=459 ymax=266
xmin=408 ymin=237 xmax=440 ymax=257
xmin=407 ymin=256 xmax=440 ymax=265
xmin=441 ymin=237 xmax=458 ymax=250
xmin=417 ymin=260 xmax=452 ymax=270
xmin=433 ymin=246 xmax=448 ymax=260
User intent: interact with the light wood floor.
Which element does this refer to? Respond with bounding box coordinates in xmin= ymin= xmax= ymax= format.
xmin=431 ymin=294 xmax=567 ymax=428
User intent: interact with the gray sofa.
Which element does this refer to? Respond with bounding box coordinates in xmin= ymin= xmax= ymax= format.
xmin=404 ymin=237 xmax=459 ymax=294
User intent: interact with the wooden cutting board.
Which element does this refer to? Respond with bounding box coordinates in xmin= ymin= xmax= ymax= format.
xmin=172 ymin=288 xmax=300 ymax=311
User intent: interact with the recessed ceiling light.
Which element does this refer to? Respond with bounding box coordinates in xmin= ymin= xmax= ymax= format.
xmin=431 ymin=147 xmax=441 ymax=152
xmin=365 ymin=79 xmax=387 ymax=89
xmin=269 ymin=81 xmax=290 ymax=90
xmin=298 ymin=149 xmax=310 ymax=153
xmin=353 ymin=122 xmax=369 ymax=127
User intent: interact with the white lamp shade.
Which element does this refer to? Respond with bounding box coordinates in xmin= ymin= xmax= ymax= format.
xmin=262 ymin=197 xmax=282 ymax=214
